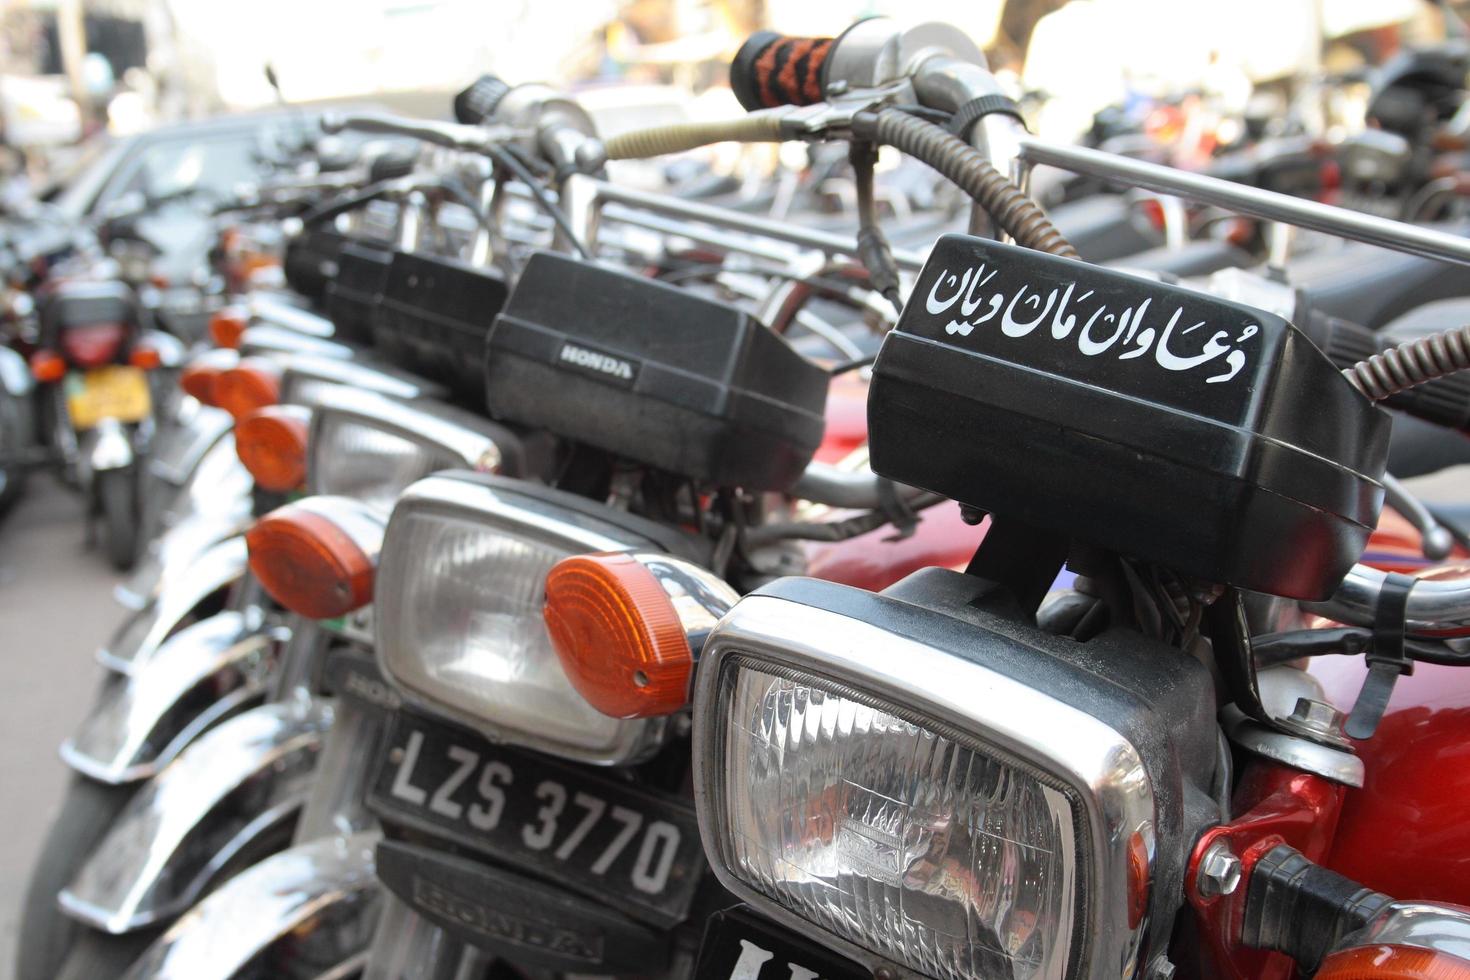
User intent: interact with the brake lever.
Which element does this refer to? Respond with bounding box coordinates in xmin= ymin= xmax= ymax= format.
xmin=321 ymin=111 xmax=523 ymax=157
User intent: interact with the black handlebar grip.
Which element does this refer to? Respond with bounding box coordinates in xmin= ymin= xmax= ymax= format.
xmin=454 ymin=74 xmax=512 ymax=125
xmin=730 ymin=32 xmax=834 ymax=112
xmin=367 ymin=146 xmax=417 ymax=183
xmin=1306 ymin=311 xmax=1470 ymax=433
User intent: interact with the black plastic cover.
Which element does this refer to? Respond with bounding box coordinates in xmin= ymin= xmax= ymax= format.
xmin=282 ymin=228 xmax=344 ymax=303
xmin=377 ymin=252 xmax=509 ymax=403
xmin=375 ymin=839 xmax=670 ymax=972
xmin=868 ymin=235 xmax=1390 ymax=600
xmin=485 ymin=252 xmax=828 ymax=490
xmin=325 ymin=241 xmax=393 ymax=346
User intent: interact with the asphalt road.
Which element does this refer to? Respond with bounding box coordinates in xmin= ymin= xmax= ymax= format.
xmin=0 ymin=474 xmax=123 ymax=980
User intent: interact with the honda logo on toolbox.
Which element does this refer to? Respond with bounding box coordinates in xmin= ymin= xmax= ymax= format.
xmin=558 ymin=342 xmax=639 ymax=385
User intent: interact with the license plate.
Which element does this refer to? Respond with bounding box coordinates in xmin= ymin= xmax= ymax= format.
xmin=66 ymin=366 xmax=151 ymax=429
xmin=368 ymin=711 xmax=704 ymax=929
xmin=695 ymin=906 xmax=870 ymax=980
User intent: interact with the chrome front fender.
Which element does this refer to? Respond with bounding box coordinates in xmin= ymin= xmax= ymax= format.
xmin=63 ymin=611 xmax=283 ymax=784
xmin=59 ymin=697 xmax=333 ymax=934
xmin=116 ymin=510 xmax=251 ymax=613
xmin=86 ymin=417 xmax=135 ymax=473
xmin=147 ymin=400 xmax=232 ymax=488
xmin=100 ymin=536 xmax=248 ymax=675
xmin=121 ymin=832 xmax=381 ymax=980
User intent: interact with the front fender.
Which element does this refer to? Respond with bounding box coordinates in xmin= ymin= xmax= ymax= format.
xmin=86 ymin=417 xmax=135 ymax=473
xmin=116 ymin=511 xmax=250 ymax=613
xmin=147 ymin=400 xmax=233 ymax=487
xmin=0 ymin=345 xmax=33 ymax=398
xmin=120 ymin=832 xmax=380 ymax=980
xmin=59 ymin=698 xmax=333 ymax=934
xmin=62 ymin=611 xmax=283 ymax=784
xmin=100 ymin=536 xmax=247 ymax=674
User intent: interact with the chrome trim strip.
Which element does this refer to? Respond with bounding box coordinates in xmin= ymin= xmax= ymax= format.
xmin=60 ymin=698 xmax=331 ymax=933
xmin=692 ymin=592 xmax=1157 ymax=980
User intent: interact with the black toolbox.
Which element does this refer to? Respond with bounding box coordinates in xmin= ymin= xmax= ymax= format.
xmin=867 ymin=234 xmax=1390 ymax=600
xmin=484 ymin=252 xmax=828 ymax=490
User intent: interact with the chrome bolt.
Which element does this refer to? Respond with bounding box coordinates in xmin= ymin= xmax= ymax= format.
xmin=1196 ymin=841 xmax=1242 ymax=899
xmin=1146 ymin=956 xmax=1177 ymax=980
xmin=1286 ymin=697 xmax=1348 ymax=739
xmin=826 ymin=79 xmax=850 ymax=97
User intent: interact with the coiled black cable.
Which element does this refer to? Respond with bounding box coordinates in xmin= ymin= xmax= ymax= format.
xmin=851 ymin=107 xmax=1078 ymax=258
xmin=1344 ymin=324 xmax=1470 ymax=401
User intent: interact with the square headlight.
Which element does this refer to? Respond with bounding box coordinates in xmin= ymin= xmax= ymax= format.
xmin=375 ymin=472 xmax=687 ymax=765
xmin=694 ymin=571 xmax=1217 ymax=980
xmin=305 ymin=387 xmax=510 ymax=511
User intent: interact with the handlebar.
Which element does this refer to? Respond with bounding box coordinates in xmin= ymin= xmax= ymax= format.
xmin=1309 ymin=564 xmax=1470 ymax=638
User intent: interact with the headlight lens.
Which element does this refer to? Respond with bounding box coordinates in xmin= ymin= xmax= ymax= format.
xmin=695 ymin=581 xmax=1170 ymax=980
xmin=715 ymin=661 xmax=1078 ymax=980
xmin=376 ymin=474 xmax=669 ymax=765
xmin=309 ymin=412 xmax=459 ymax=510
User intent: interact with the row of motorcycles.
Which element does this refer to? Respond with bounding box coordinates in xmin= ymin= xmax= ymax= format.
xmin=14 ymin=15 xmax=1470 ymax=980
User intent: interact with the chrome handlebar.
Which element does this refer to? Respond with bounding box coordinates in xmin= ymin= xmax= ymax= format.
xmin=1308 ymin=564 xmax=1470 ymax=637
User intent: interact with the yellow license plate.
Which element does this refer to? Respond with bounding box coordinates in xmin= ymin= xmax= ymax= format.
xmin=66 ymin=366 xmax=152 ymax=430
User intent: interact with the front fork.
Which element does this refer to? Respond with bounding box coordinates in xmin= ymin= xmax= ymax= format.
xmin=362 ymin=896 xmax=496 ymax=980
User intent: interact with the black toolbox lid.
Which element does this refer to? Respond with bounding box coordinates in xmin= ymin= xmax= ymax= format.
xmin=868 ymin=235 xmax=1391 ymax=600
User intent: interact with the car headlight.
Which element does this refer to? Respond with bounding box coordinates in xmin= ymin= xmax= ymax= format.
xmin=693 ymin=571 xmax=1219 ymax=980
xmin=375 ymin=472 xmax=692 ymax=765
xmin=305 ymin=386 xmax=510 ymax=511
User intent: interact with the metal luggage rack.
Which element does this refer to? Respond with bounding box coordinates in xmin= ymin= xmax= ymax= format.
xmin=556 ymin=140 xmax=1470 ymax=273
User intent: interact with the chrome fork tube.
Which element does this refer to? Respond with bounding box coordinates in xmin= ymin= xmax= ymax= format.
xmin=267 ymin=614 xmax=326 ymax=702
xmin=362 ymin=894 xmax=492 ymax=980
xmin=292 ymin=694 xmax=383 ymax=843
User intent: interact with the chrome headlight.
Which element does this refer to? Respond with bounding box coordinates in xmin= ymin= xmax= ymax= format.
xmin=693 ymin=571 xmax=1218 ymax=980
xmin=375 ymin=472 xmax=690 ymax=765
xmin=278 ymin=353 xmax=447 ymax=409
xmin=305 ymin=386 xmax=509 ymax=511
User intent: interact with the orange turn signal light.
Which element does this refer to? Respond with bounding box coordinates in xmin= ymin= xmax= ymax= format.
xmin=1316 ymin=945 xmax=1470 ymax=979
xmin=214 ymin=358 xmax=281 ymax=421
xmin=544 ymin=552 xmax=693 ymax=719
xmin=236 ymin=406 xmax=310 ymax=492
xmin=208 ymin=307 xmax=249 ymax=349
xmin=29 ymin=349 xmax=66 ymax=383
xmin=246 ymin=500 xmax=378 ymax=620
xmin=129 ymin=345 xmax=162 ymax=370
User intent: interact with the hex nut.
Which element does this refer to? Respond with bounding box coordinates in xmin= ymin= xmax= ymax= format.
xmin=1197 ymin=841 xmax=1242 ymax=899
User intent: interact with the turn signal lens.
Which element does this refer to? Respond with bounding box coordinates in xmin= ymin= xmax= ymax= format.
xmin=208 ymin=307 xmax=248 ymax=349
xmin=236 ymin=406 xmax=310 ymax=492
xmin=214 ymin=358 xmax=281 ymax=421
xmin=544 ymin=552 xmax=694 ymax=719
xmin=179 ymin=350 xmax=238 ymax=406
xmin=30 ymin=349 xmax=66 ymax=383
xmin=129 ymin=345 xmax=162 ymax=370
xmin=1316 ymin=945 xmax=1470 ymax=979
xmin=245 ymin=498 xmax=382 ymax=619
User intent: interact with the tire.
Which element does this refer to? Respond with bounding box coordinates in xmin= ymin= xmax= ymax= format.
xmin=0 ymin=388 xmax=31 ymax=513
xmin=16 ymin=775 xmax=135 ymax=980
xmin=97 ymin=466 xmax=140 ymax=571
xmin=54 ymin=927 xmax=159 ymax=980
